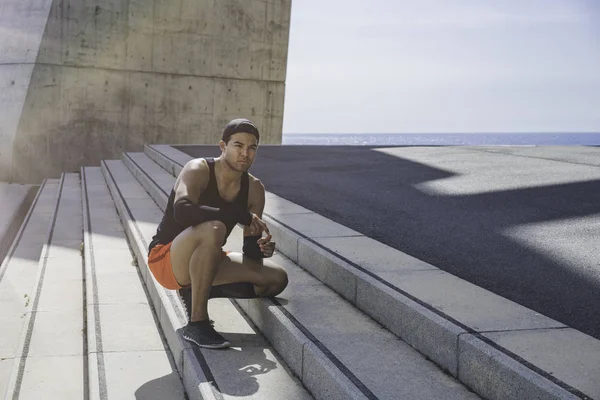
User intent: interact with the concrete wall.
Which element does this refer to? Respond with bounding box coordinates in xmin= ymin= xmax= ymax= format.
xmin=0 ymin=0 xmax=291 ymax=183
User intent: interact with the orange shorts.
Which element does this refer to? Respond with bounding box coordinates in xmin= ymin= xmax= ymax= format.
xmin=148 ymin=242 xmax=229 ymax=290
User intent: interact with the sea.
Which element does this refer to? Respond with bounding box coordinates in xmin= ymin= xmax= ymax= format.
xmin=282 ymin=133 xmax=600 ymax=146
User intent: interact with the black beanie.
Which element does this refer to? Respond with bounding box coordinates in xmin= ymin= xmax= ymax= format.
xmin=221 ymin=118 xmax=260 ymax=143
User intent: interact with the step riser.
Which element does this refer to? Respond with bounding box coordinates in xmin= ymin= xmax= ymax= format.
xmin=145 ymin=145 xmax=184 ymax=177
xmin=142 ymin=145 xmax=585 ymax=400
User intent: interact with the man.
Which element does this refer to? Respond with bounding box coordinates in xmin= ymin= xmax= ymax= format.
xmin=147 ymin=118 xmax=288 ymax=349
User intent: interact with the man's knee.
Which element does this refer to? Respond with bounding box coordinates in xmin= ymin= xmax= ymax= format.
xmin=276 ymin=268 xmax=289 ymax=290
xmin=190 ymin=220 xmax=227 ymax=248
xmin=267 ymin=267 xmax=288 ymax=296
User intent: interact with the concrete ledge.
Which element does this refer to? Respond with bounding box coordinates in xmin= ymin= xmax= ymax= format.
xmin=301 ymin=341 xmax=367 ymax=400
xmin=296 ymin=237 xmax=358 ymax=303
xmin=458 ymin=334 xmax=579 ymax=400
xmin=238 ymin=298 xmax=307 ymax=379
xmin=145 ymin=145 xmax=186 ymax=177
xmin=356 ymin=272 xmax=465 ymax=376
xmin=242 ymin=296 xmax=368 ymax=400
xmin=181 ymin=348 xmax=220 ymax=400
xmin=263 ymin=215 xmax=301 ymax=263
xmin=122 ymin=152 xmax=172 ymax=211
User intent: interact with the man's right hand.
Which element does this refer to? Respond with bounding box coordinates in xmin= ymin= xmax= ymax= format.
xmin=248 ymin=213 xmax=269 ymax=236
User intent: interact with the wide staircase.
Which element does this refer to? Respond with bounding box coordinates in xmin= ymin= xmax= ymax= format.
xmin=1 ymin=145 xmax=598 ymax=400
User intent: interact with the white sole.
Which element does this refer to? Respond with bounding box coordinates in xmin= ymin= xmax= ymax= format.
xmin=183 ymin=334 xmax=231 ymax=349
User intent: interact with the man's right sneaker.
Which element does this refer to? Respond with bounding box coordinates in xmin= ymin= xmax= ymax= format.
xmin=182 ymin=320 xmax=231 ymax=349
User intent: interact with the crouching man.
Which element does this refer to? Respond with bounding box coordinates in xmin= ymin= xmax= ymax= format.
xmin=147 ymin=118 xmax=288 ymax=349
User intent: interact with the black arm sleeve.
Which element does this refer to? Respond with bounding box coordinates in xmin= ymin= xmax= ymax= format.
xmin=243 ymin=235 xmax=265 ymax=260
xmin=173 ymin=199 xmax=223 ymax=227
xmin=173 ymin=198 xmax=253 ymax=228
xmin=220 ymin=202 xmax=253 ymax=226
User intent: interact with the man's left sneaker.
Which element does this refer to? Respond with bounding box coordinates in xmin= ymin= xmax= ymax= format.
xmin=182 ymin=320 xmax=231 ymax=349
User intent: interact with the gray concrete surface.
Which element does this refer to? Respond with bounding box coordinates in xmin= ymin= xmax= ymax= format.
xmin=177 ymin=144 xmax=600 ymax=343
xmin=1 ymin=0 xmax=290 ymax=183
xmin=482 ymin=328 xmax=600 ymax=399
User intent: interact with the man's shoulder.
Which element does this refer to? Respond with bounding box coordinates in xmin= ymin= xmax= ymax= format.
xmin=247 ymin=173 xmax=265 ymax=199
xmin=183 ymin=158 xmax=209 ymax=173
xmin=247 ymin=173 xmax=264 ymax=190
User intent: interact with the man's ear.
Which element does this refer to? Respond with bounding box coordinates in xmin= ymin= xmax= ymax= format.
xmin=219 ymin=140 xmax=226 ymax=152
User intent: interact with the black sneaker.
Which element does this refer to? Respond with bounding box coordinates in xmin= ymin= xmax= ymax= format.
xmin=183 ymin=320 xmax=231 ymax=349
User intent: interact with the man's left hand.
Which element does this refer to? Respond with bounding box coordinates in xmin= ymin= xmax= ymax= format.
xmin=257 ymin=234 xmax=275 ymax=258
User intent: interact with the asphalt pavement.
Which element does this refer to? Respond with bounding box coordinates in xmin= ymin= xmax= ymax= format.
xmin=176 ymin=144 xmax=600 ymax=340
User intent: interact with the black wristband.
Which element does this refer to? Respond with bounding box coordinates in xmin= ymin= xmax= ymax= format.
xmin=243 ymin=235 xmax=264 ymax=260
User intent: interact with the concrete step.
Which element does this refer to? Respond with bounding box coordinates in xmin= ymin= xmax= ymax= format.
xmin=0 ymin=182 xmax=37 ymax=265
xmin=81 ymin=166 xmax=187 ymax=399
xmin=144 ymin=144 xmax=600 ymax=400
xmin=102 ymin=158 xmax=312 ymax=400
xmin=0 ymin=179 xmax=58 ymax=399
xmin=3 ymin=174 xmax=86 ymax=399
xmin=124 ymin=151 xmax=481 ymax=399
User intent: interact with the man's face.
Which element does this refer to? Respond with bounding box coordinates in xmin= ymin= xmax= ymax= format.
xmin=220 ymin=132 xmax=258 ymax=172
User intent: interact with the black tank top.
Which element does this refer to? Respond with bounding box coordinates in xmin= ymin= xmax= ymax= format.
xmin=148 ymin=158 xmax=249 ymax=253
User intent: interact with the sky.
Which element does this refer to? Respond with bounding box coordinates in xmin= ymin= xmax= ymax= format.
xmin=281 ymin=0 xmax=600 ymax=134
